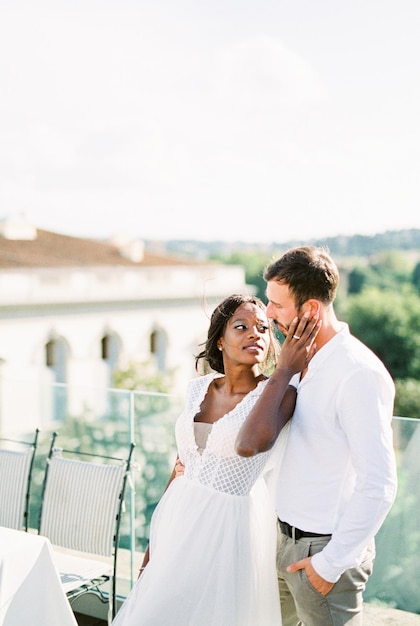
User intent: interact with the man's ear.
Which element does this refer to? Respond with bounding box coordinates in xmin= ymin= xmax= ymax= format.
xmin=303 ymin=299 xmax=321 ymax=316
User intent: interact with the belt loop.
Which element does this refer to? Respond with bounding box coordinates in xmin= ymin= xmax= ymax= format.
xmin=292 ymin=525 xmax=296 ymax=543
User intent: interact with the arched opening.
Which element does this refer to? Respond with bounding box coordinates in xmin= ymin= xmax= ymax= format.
xmin=101 ymin=332 xmax=121 ymax=386
xmin=150 ymin=328 xmax=167 ymax=372
xmin=45 ymin=336 xmax=69 ymax=420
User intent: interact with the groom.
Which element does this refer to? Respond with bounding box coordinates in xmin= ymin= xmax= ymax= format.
xmin=235 ymin=246 xmax=397 ymax=626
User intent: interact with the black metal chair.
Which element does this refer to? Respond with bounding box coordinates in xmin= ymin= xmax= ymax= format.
xmin=38 ymin=432 xmax=135 ymax=624
xmin=0 ymin=428 xmax=39 ymax=531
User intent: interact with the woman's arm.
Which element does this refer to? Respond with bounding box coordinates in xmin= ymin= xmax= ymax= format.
xmin=235 ymin=314 xmax=320 ymax=456
xmin=235 ymin=373 xmax=297 ymax=456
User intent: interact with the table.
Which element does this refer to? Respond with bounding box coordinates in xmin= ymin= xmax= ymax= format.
xmin=0 ymin=526 xmax=78 ymax=626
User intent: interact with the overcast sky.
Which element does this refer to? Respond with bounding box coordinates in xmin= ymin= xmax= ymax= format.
xmin=0 ymin=0 xmax=419 ymax=243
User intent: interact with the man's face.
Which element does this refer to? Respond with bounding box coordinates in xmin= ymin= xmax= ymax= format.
xmin=265 ymin=280 xmax=300 ymax=337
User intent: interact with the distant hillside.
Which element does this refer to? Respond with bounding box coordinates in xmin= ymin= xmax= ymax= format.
xmin=146 ymin=228 xmax=420 ymax=260
xmin=297 ymin=229 xmax=420 ymax=258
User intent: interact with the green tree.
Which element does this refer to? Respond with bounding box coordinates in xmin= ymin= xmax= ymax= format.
xmin=347 ymin=265 xmax=369 ymax=295
xmin=112 ymin=360 xmax=178 ymax=549
xmin=412 ymin=261 xmax=420 ymax=295
xmin=210 ymin=250 xmax=267 ymax=300
xmin=341 ymin=286 xmax=420 ymax=380
xmin=340 ymin=286 xmax=420 ymax=420
xmin=112 ymin=359 xmax=174 ymax=393
xmin=371 ymin=251 xmax=413 ymax=290
xmin=346 ymin=251 xmax=413 ymax=294
xmin=394 ymin=379 xmax=420 ymax=419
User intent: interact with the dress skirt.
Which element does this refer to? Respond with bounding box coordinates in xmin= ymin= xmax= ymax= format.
xmin=112 ymin=474 xmax=281 ymax=626
xmin=112 ymin=374 xmax=286 ymax=626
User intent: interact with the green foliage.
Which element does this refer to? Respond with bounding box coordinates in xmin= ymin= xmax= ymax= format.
xmin=212 ymin=248 xmax=420 ymax=422
xmin=394 ymin=379 xmax=420 ymax=419
xmin=340 ymin=252 xmax=420 ymax=419
xmin=112 ymin=362 xmax=184 ymax=548
xmin=341 ymin=286 xmax=420 ymax=380
xmin=112 ymin=359 xmax=174 ymax=394
xmin=131 ymin=404 xmax=180 ymax=551
xmin=369 ymin=250 xmax=414 ymax=288
xmin=365 ymin=418 xmax=420 ymax=612
xmin=371 ymin=250 xmax=413 ymax=276
xmin=347 ymin=265 xmax=368 ymax=295
xmin=412 ymin=261 xmax=420 ymax=295
xmin=347 ymin=251 xmax=414 ymax=295
xmin=210 ymin=250 xmax=267 ymax=300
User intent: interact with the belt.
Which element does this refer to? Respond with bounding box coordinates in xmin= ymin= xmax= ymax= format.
xmin=278 ymin=519 xmax=332 ymax=541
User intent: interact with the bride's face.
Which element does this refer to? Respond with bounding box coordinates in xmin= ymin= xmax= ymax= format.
xmin=218 ymin=303 xmax=270 ymax=366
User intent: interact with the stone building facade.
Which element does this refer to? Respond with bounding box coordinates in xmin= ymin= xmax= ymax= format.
xmin=0 ymin=215 xmax=250 ymax=435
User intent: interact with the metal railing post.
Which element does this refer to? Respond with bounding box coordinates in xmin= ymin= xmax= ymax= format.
xmin=128 ymin=390 xmax=136 ymax=587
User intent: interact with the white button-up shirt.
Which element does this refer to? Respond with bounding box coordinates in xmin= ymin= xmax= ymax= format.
xmin=276 ymin=323 xmax=397 ymax=582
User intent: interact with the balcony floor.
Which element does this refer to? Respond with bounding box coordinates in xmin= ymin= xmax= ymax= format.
xmin=75 ymin=613 xmax=106 ymax=626
xmin=74 ymin=604 xmax=420 ymax=625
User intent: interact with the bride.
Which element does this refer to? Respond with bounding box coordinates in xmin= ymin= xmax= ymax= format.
xmin=112 ymin=294 xmax=317 ymax=626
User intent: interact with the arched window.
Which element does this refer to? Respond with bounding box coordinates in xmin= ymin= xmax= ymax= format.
xmin=150 ymin=328 xmax=167 ymax=372
xmin=101 ymin=335 xmax=110 ymax=360
xmin=45 ymin=338 xmax=68 ymax=383
xmin=101 ymin=333 xmax=120 ymax=385
xmin=45 ymin=336 xmax=69 ymax=421
xmin=45 ymin=340 xmax=55 ymax=367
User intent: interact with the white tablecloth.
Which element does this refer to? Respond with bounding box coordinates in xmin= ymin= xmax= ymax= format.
xmin=0 ymin=526 xmax=78 ymax=626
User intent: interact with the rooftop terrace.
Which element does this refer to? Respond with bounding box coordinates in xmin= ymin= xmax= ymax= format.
xmin=2 ymin=381 xmax=419 ymax=624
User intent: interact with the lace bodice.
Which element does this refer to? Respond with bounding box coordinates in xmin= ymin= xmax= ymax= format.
xmin=175 ymin=373 xmax=273 ymax=496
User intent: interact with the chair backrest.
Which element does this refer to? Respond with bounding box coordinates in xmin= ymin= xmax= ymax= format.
xmin=38 ymin=433 xmax=134 ymax=557
xmin=0 ymin=429 xmax=39 ymax=531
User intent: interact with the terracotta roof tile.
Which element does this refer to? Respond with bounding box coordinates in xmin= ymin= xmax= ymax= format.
xmin=0 ymin=229 xmax=202 ymax=269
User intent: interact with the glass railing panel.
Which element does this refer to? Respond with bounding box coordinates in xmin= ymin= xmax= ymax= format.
xmin=1 ymin=380 xmax=182 ymax=600
xmin=365 ymin=416 xmax=420 ymax=613
xmin=2 ymin=378 xmax=419 ymax=613
xmin=25 ymin=383 xmax=135 ymax=529
xmin=130 ymin=390 xmax=183 ymax=551
xmin=115 ymin=388 xmax=183 ymax=592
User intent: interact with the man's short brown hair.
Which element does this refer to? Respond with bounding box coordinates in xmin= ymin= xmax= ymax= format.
xmin=264 ymin=246 xmax=339 ymax=309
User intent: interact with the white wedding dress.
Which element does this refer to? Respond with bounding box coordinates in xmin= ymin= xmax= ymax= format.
xmin=113 ymin=373 xmax=287 ymax=626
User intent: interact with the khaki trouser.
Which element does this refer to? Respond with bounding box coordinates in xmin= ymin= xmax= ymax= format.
xmin=277 ymin=526 xmax=375 ymax=626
